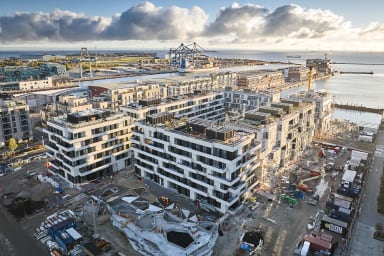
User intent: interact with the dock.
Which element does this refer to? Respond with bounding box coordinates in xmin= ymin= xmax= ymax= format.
xmin=332 ymin=103 xmax=384 ymax=115
xmin=339 ymin=71 xmax=374 ymax=75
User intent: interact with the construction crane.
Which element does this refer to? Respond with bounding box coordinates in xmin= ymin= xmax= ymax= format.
xmin=307 ymin=66 xmax=313 ymax=92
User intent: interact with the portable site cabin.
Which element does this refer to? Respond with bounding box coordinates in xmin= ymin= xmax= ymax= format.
xmin=341 ymin=170 xmax=356 ymax=188
xmin=321 ymin=215 xmax=348 ymax=236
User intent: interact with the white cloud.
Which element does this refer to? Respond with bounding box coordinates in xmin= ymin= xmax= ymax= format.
xmin=0 ymin=2 xmax=383 ymax=51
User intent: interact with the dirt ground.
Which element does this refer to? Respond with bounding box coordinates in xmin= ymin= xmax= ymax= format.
xmin=0 ymin=119 xmax=362 ymax=256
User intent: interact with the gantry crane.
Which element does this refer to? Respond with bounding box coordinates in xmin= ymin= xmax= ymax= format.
xmin=169 ymin=42 xmax=207 ymax=70
xmin=78 ymin=47 xmax=97 ymax=79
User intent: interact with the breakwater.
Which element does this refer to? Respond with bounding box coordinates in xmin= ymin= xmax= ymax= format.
xmin=332 ymin=103 xmax=384 ymax=115
xmin=339 ymin=71 xmax=374 ymax=75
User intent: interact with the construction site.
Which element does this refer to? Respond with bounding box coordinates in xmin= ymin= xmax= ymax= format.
xmin=0 ymin=114 xmax=377 ymax=256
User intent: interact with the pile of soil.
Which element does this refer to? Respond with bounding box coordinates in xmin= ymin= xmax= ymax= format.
xmin=5 ymin=198 xmax=45 ymax=219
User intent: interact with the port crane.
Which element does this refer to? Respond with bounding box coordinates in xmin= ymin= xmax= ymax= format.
xmin=169 ymin=42 xmax=207 ymax=70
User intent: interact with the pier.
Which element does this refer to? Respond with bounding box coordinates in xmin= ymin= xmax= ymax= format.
xmin=339 ymin=71 xmax=374 ymax=75
xmin=332 ymin=103 xmax=384 ymax=115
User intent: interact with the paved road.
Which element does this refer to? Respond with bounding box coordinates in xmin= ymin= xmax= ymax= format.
xmin=349 ymin=129 xmax=384 ymax=255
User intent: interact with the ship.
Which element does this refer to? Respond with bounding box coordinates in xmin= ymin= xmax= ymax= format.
xmin=178 ymin=58 xmax=219 ymax=73
xmin=287 ymin=55 xmax=301 ymax=58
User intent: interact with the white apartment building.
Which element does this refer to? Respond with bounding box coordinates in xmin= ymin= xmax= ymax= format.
xmin=286 ymin=91 xmax=333 ymax=136
xmin=226 ymin=99 xmax=315 ymax=186
xmin=120 ymin=92 xmax=224 ymax=121
xmin=58 ymin=95 xmax=93 ymax=113
xmin=44 ymin=109 xmax=134 ymax=185
xmin=19 ymin=77 xmax=53 ymax=91
xmin=132 ymin=115 xmax=261 ymax=213
xmin=0 ymin=99 xmax=33 ymax=145
xmin=223 ymin=87 xmax=280 ymax=113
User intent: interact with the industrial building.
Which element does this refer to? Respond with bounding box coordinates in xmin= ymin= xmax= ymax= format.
xmin=0 ymin=66 xmax=40 ymax=82
xmin=306 ymin=58 xmax=333 ymax=76
xmin=132 ymin=114 xmax=261 ymax=213
xmin=0 ymin=99 xmax=33 ymax=145
xmin=44 ymin=109 xmax=134 ymax=185
xmin=39 ymin=63 xmax=69 ymax=79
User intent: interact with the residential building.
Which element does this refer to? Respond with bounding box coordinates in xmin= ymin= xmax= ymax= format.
xmin=287 ymin=66 xmax=308 ymax=82
xmin=58 ymin=95 xmax=93 ymax=114
xmin=223 ymin=86 xmax=280 ymax=113
xmin=120 ymin=92 xmax=224 ymax=121
xmin=0 ymin=99 xmax=33 ymax=145
xmin=19 ymin=77 xmax=53 ymax=91
xmin=44 ymin=109 xmax=134 ymax=185
xmin=286 ymin=91 xmax=333 ymax=136
xmin=226 ymin=99 xmax=315 ymax=186
xmin=237 ymin=70 xmax=284 ymax=89
xmin=132 ymin=114 xmax=261 ymax=213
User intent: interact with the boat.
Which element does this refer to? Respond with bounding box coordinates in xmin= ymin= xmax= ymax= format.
xmin=178 ymin=58 xmax=219 ymax=73
xmin=287 ymin=55 xmax=301 ymax=58
xmin=178 ymin=66 xmax=220 ymax=73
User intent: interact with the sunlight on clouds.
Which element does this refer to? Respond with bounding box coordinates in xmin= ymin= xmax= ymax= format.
xmin=0 ymin=1 xmax=383 ymax=51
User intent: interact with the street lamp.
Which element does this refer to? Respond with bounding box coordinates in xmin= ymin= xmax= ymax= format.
xmin=41 ymin=136 xmax=44 ymax=146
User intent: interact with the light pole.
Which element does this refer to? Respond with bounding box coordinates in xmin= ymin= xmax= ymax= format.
xmin=41 ymin=136 xmax=44 ymax=146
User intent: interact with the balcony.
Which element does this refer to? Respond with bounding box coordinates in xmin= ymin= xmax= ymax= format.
xmin=229 ymin=181 xmax=246 ymax=195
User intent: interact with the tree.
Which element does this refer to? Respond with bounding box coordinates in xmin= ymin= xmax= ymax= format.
xmin=8 ymin=137 xmax=18 ymax=154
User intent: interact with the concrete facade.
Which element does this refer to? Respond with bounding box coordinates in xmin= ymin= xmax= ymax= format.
xmin=223 ymin=87 xmax=280 ymax=113
xmin=44 ymin=109 xmax=134 ymax=185
xmin=0 ymin=99 xmax=33 ymax=145
xmin=132 ymin=116 xmax=261 ymax=213
xmin=237 ymin=70 xmax=285 ymax=89
xmin=120 ymin=92 xmax=224 ymax=121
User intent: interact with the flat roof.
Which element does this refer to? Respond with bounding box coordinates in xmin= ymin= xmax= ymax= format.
xmin=322 ymin=215 xmax=348 ymax=228
xmin=342 ymin=170 xmax=356 ymax=182
xmin=66 ymin=227 xmax=82 ymax=240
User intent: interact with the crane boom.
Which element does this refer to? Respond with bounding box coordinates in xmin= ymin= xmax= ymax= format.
xmin=307 ymin=66 xmax=313 ymax=92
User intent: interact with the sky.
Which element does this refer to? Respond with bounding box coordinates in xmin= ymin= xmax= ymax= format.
xmin=0 ymin=0 xmax=383 ymax=51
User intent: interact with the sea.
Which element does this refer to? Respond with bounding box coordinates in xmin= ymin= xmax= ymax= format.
xmin=1 ymin=49 xmax=383 ymax=128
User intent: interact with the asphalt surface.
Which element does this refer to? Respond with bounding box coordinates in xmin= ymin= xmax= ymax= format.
xmin=349 ymin=129 xmax=384 ymax=255
xmin=0 ymin=159 xmax=50 ymax=256
xmin=0 ymin=204 xmax=49 ymax=256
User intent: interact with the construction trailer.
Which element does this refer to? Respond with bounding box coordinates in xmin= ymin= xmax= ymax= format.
xmin=321 ymin=215 xmax=348 ymax=237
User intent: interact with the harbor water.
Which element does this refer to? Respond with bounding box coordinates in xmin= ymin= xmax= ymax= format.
xmin=1 ymin=50 xmax=383 ymax=128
